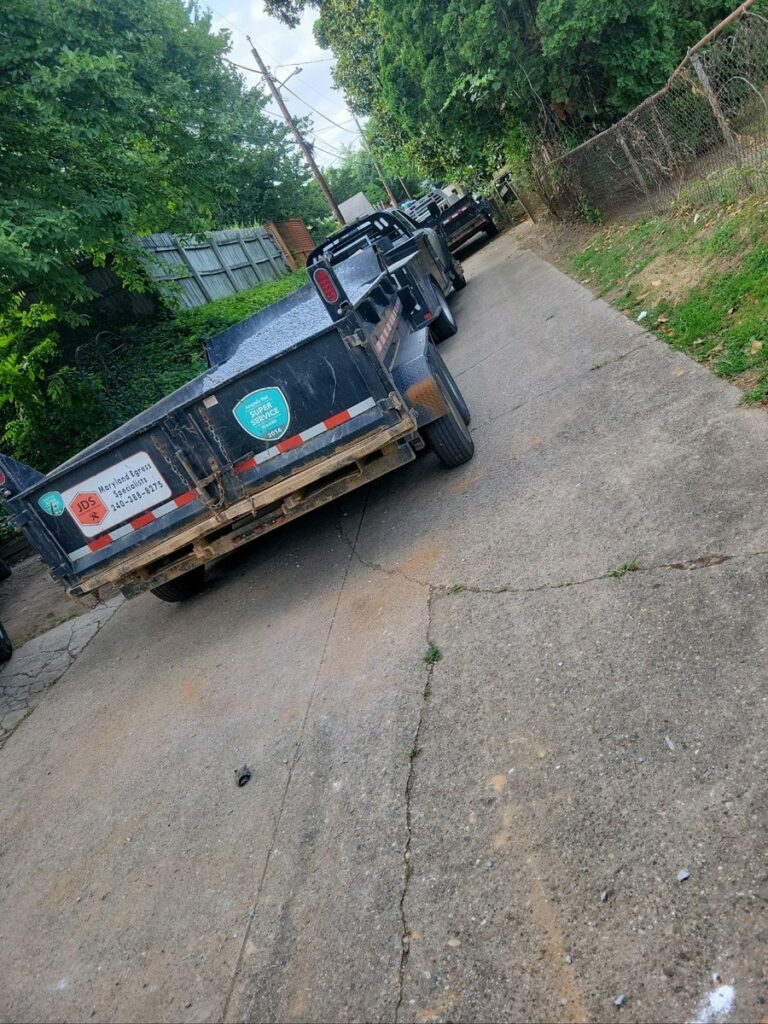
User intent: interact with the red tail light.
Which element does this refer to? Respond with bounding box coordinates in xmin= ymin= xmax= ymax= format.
xmin=313 ymin=269 xmax=339 ymax=303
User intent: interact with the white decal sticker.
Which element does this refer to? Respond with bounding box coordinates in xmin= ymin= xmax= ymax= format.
xmin=62 ymin=452 xmax=172 ymax=537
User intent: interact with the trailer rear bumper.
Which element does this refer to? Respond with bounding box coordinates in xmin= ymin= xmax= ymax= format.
xmin=72 ymin=416 xmax=419 ymax=597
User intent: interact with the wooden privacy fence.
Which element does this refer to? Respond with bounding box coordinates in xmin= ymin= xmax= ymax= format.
xmin=137 ymin=227 xmax=290 ymax=309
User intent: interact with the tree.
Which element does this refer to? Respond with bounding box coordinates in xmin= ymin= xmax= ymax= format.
xmin=0 ymin=0 xmax=315 ymax=466
xmin=266 ymin=0 xmax=733 ymax=185
xmin=321 ymin=145 xmax=421 ymax=208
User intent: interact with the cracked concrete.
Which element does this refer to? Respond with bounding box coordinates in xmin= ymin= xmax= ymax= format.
xmin=0 ymin=596 xmax=123 ymax=745
xmin=0 ymin=229 xmax=766 ymax=1023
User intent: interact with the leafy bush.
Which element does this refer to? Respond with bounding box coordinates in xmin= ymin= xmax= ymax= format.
xmin=12 ymin=270 xmax=307 ymax=471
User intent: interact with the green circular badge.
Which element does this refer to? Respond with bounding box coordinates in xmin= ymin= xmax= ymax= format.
xmin=38 ymin=491 xmax=65 ymax=517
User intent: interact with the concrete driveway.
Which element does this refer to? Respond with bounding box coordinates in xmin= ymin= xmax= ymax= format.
xmin=0 ymin=230 xmax=765 ymax=1024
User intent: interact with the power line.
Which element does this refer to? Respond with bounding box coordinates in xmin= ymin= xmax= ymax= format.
xmin=310 ymin=142 xmax=344 ymax=161
xmin=224 ymin=56 xmax=356 ymax=135
xmin=278 ymin=80 xmax=358 ymax=134
xmin=272 ymin=58 xmax=334 ymax=68
xmin=248 ymin=37 xmax=344 ymax=224
xmin=224 ymin=56 xmax=356 ymax=139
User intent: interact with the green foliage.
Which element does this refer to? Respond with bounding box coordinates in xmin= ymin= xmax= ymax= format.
xmin=0 ymin=0 xmax=320 ymax=469
xmin=609 ymin=558 xmax=640 ymax=578
xmin=423 ymin=644 xmax=442 ymax=665
xmin=268 ymin=0 xmax=732 ymax=190
xmin=323 ymin=145 xmax=422 ymax=208
xmin=13 ymin=271 xmax=307 ymax=471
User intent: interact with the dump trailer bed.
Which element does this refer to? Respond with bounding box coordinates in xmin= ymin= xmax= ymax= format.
xmin=2 ymin=248 xmax=474 ymax=602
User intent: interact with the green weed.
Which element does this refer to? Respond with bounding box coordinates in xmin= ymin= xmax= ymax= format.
xmin=609 ymin=559 xmax=640 ymax=579
xmin=424 ymin=644 xmax=442 ymax=665
xmin=567 ymin=195 xmax=768 ymax=404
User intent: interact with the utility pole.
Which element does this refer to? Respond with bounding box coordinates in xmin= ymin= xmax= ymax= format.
xmin=351 ymin=114 xmax=398 ymax=207
xmin=248 ymin=37 xmax=345 ymax=226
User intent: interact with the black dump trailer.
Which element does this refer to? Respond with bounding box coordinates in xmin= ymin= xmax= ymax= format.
xmin=1 ymin=247 xmax=473 ymax=602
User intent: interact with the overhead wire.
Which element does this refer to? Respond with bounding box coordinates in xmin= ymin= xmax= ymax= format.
xmin=205 ymin=7 xmax=351 ymax=165
xmin=277 ymin=79 xmax=358 ymax=133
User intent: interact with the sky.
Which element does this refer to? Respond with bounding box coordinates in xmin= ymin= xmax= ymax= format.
xmin=206 ymin=1 xmax=359 ymax=166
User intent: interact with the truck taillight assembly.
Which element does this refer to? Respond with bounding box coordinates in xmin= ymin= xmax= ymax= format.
xmin=313 ymin=269 xmax=339 ymax=304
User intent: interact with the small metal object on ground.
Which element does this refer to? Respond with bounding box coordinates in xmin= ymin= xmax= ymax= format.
xmin=235 ymin=765 xmax=252 ymax=787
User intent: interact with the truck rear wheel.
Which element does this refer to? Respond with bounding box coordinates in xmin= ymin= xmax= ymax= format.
xmin=151 ymin=566 xmax=206 ymax=603
xmin=484 ymin=220 xmax=499 ymax=238
xmin=423 ymin=373 xmax=475 ymax=467
xmin=431 ymin=282 xmax=458 ymax=341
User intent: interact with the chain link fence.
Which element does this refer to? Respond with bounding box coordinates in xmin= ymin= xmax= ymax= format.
xmin=535 ymin=3 xmax=768 ymax=220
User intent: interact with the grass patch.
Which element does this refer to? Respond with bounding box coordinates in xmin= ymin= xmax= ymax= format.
xmin=609 ymin=558 xmax=640 ymax=579
xmin=569 ymin=216 xmax=699 ymax=296
xmin=567 ymin=195 xmax=768 ymax=403
xmin=424 ymin=644 xmax=442 ymax=665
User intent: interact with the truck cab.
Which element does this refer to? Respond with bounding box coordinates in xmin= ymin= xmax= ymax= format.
xmin=308 ymin=210 xmax=464 ymax=296
xmin=407 ymin=187 xmax=498 ymax=252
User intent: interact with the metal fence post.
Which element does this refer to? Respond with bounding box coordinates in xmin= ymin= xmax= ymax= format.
xmin=691 ymin=53 xmax=741 ymax=160
xmin=616 ymin=128 xmax=649 ymax=194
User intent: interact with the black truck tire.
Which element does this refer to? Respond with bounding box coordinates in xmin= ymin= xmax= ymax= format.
xmin=484 ymin=219 xmax=499 ymax=238
xmin=423 ymin=371 xmax=475 ymax=467
xmin=431 ymin=282 xmax=458 ymax=341
xmin=151 ymin=566 xmax=206 ymax=603
xmin=0 ymin=621 xmax=12 ymax=663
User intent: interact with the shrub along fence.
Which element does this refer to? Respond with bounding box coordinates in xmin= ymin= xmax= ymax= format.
xmin=137 ymin=227 xmax=289 ymax=308
xmin=535 ymin=1 xmax=768 ymax=220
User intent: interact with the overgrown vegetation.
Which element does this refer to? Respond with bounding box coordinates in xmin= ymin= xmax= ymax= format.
xmin=0 ymin=0 xmax=328 ymax=470
xmin=568 ymin=193 xmax=768 ymax=402
xmin=267 ymin=0 xmax=732 ymax=189
xmin=24 ymin=271 xmax=307 ymax=472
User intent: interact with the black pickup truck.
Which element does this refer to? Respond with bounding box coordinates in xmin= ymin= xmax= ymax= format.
xmin=407 ymin=187 xmax=498 ymax=252
xmin=1 ymin=247 xmax=473 ymax=603
xmin=309 ymin=209 xmax=467 ymax=335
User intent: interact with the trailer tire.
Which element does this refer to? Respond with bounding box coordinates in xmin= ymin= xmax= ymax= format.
xmin=151 ymin=566 xmax=206 ymax=603
xmin=431 ymin=282 xmax=458 ymax=340
xmin=430 ymin=345 xmax=471 ymax=426
xmin=423 ymin=376 xmax=475 ymax=467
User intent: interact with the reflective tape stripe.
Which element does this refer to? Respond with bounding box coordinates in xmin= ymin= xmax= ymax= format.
xmin=234 ymin=397 xmax=376 ymax=477
xmin=67 ymin=489 xmax=197 ymax=562
xmin=67 ymin=397 xmax=378 ymax=563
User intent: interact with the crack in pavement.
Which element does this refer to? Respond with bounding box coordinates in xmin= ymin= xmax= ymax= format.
xmin=335 ymin=516 xmax=755 ymax=597
xmin=0 ymin=599 xmax=122 ymax=748
xmin=590 ymin=344 xmax=647 ymax=372
xmin=395 ymin=584 xmax=437 ymax=1024
xmin=304 ymin=512 xmax=759 ymax=1019
xmin=221 ymin=496 xmax=371 ymax=1023
xmin=466 ymin=344 xmax=650 ymax=435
